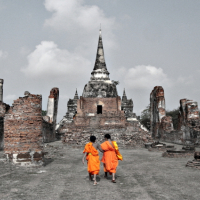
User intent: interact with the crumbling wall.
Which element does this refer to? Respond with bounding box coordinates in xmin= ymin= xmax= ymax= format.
xmin=0 ymin=102 xmax=10 ymax=150
xmin=177 ymin=99 xmax=200 ymax=144
xmin=160 ymin=99 xmax=200 ymax=144
xmin=43 ymin=88 xmax=59 ymax=142
xmin=150 ymin=86 xmax=168 ymax=138
xmin=4 ymin=93 xmax=43 ymax=166
xmin=150 ymin=86 xmax=200 ymax=144
xmin=62 ymin=121 xmax=152 ymax=146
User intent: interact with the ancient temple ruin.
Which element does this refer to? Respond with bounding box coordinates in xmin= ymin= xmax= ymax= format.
xmin=58 ymin=30 xmax=150 ymax=145
xmin=150 ymin=86 xmax=200 ymax=145
xmin=121 ymin=89 xmax=134 ymax=119
xmin=0 ymin=78 xmax=59 ymax=166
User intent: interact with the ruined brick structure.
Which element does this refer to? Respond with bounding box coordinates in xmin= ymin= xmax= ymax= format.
xmin=121 ymin=89 xmax=135 ymax=119
xmin=4 ymin=93 xmax=44 ymax=166
xmin=150 ymin=86 xmax=172 ymax=138
xmin=0 ymin=79 xmax=10 ymax=150
xmin=59 ymin=29 xmax=151 ymax=145
xmin=0 ymin=84 xmax=59 ymax=166
xmin=177 ymin=99 xmax=200 ymax=143
xmin=58 ymin=90 xmax=79 ymax=127
xmin=43 ymin=88 xmax=59 ymax=142
xmin=0 ymin=101 xmax=10 ymax=150
xmin=150 ymin=86 xmax=200 ymax=145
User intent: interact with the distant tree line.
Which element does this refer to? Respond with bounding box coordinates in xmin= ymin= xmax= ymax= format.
xmin=140 ymin=105 xmax=180 ymax=130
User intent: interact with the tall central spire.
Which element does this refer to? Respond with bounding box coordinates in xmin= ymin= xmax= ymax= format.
xmin=93 ymin=29 xmax=107 ymax=70
xmin=90 ymin=29 xmax=110 ymax=81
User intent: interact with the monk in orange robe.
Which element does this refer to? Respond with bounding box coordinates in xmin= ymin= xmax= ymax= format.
xmin=101 ymin=134 xmax=119 ymax=183
xmin=82 ymin=136 xmax=103 ymax=185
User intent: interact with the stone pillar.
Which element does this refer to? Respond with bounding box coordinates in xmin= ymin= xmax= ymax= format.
xmin=178 ymin=99 xmax=200 ymax=143
xmin=4 ymin=93 xmax=43 ymax=166
xmin=0 ymin=102 xmax=10 ymax=150
xmin=46 ymin=88 xmax=59 ymax=139
xmin=0 ymin=79 xmax=3 ymax=102
xmin=150 ymin=86 xmax=166 ymax=138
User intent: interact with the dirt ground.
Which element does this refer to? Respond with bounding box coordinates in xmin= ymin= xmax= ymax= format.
xmin=0 ymin=141 xmax=199 ymax=200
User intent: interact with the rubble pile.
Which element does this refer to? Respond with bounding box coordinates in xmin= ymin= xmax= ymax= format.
xmin=148 ymin=142 xmax=167 ymax=152
xmin=186 ymin=152 xmax=200 ymax=169
xmin=62 ymin=122 xmax=152 ymax=147
xmin=162 ymin=150 xmax=194 ymax=158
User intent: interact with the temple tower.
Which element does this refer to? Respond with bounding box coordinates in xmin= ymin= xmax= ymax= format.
xmin=83 ymin=29 xmax=118 ymax=98
xmin=121 ymin=88 xmax=134 ymax=118
xmin=90 ymin=29 xmax=110 ymax=81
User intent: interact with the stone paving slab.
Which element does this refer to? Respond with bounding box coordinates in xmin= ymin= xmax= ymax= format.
xmin=0 ymin=141 xmax=200 ymax=200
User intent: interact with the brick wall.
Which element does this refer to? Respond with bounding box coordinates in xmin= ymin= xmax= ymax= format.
xmin=77 ymin=96 xmax=121 ymax=115
xmin=60 ymin=95 xmax=152 ymax=146
xmin=4 ymin=94 xmax=43 ymax=166
xmin=150 ymin=86 xmax=174 ymax=139
xmin=151 ymin=94 xmax=200 ymax=145
xmin=0 ymin=102 xmax=10 ymax=150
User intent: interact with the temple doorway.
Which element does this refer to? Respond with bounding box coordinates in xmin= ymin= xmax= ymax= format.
xmin=97 ymin=105 xmax=102 ymax=114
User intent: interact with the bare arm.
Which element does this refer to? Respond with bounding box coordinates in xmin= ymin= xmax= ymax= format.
xmin=82 ymin=152 xmax=87 ymax=165
xmin=97 ymin=144 xmax=104 ymax=153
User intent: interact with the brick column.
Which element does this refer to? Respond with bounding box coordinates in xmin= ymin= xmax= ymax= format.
xmin=4 ymin=93 xmax=43 ymax=166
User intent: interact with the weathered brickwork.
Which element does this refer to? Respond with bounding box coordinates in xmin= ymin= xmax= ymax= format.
xmin=61 ymin=95 xmax=151 ymax=146
xmin=160 ymin=99 xmax=200 ymax=144
xmin=4 ymin=93 xmax=43 ymax=166
xmin=177 ymin=99 xmax=200 ymax=143
xmin=43 ymin=88 xmax=59 ymax=142
xmin=62 ymin=121 xmax=152 ymax=146
xmin=150 ymin=86 xmax=200 ymax=145
xmin=0 ymin=102 xmax=10 ymax=149
xmin=77 ymin=96 xmax=122 ymax=115
xmin=58 ymin=29 xmax=150 ymax=146
xmin=150 ymin=86 xmax=171 ymax=138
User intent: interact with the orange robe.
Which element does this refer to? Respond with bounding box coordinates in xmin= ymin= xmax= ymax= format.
xmin=101 ymin=141 xmax=118 ymax=174
xmin=83 ymin=142 xmax=100 ymax=175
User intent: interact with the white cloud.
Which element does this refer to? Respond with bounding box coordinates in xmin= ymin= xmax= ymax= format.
xmin=21 ymin=41 xmax=91 ymax=81
xmin=0 ymin=50 xmax=8 ymax=59
xmin=44 ymin=0 xmax=117 ymax=51
xmin=119 ymin=65 xmax=171 ymax=90
xmin=44 ymin=0 xmax=115 ymax=32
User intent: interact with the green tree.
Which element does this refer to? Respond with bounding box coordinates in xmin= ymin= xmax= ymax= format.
xmin=140 ymin=104 xmax=150 ymax=130
xmin=42 ymin=110 xmax=47 ymax=116
xmin=166 ymin=108 xmax=179 ymax=130
xmin=140 ymin=105 xmax=180 ymax=130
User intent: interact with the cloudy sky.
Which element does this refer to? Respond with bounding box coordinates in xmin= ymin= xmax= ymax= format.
xmin=0 ymin=0 xmax=200 ymax=121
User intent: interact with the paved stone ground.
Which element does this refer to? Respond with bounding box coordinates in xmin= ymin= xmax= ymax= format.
xmin=0 ymin=141 xmax=199 ymax=200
